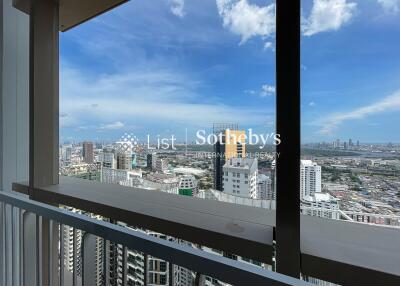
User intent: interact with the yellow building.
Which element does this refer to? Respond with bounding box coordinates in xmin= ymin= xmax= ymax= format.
xmin=224 ymin=129 xmax=246 ymax=159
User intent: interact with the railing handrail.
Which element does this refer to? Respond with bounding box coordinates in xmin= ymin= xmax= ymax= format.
xmin=12 ymin=177 xmax=275 ymax=264
xmin=0 ymin=191 xmax=309 ymax=286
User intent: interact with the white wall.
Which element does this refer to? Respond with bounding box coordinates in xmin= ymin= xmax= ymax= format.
xmin=1 ymin=0 xmax=29 ymax=191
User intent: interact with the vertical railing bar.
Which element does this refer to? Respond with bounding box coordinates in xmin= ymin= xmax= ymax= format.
xmin=103 ymin=239 xmax=109 ymax=286
xmin=47 ymin=220 xmax=52 ymax=286
xmin=5 ymin=203 xmax=11 ymax=286
xmin=19 ymin=209 xmax=24 ymax=286
xmin=0 ymin=202 xmax=5 ymax=286
xmin=81 ymin=232 xmax=85 ymax=286
xmin=60 ymin=224 xmax=64 ymax=286
xmin=13 ymin=207 xmax=22 ymax=286
xmin=11 ymin=206 xmax=15 ymax=286
xmin=73 ymin=228 xmax=77 ymax=286
xmin=36 ymin=215 xmax=40 ymax=286
xmin=3 ymin=203 xmax=8 ymax=286
xmin=169 ymin=261 xmax=173 ymax=286
xmin=122 ymin=245 xmax=127 ymax=286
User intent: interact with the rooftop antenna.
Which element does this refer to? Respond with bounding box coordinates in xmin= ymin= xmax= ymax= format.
xmin=185 ymin=128 xmax=188 ymax=156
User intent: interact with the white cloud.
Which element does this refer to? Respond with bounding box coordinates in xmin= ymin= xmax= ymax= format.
xmin=261 ymin=84 xmax=276 ymax=97
xmin=216 ymin=0 xmax=357 ymax=43
xmin=377 ymin=0 xmax=400 ymax=13
xmin=60 ymin=65 xmax=270 ymax=131
xmin=244 ymin=89 xmax=256 ymax=95
xmin=264 ymin=41 xmax=275 ymax=51
xmin=309 ymin=101 xmax=316 ymax=107
xmin=100 ymin=121 xmax=125 ymax=130
xmin=318 ymin=90 xmax=400 ymax=135
xmin=216 ymin=0 xmax=275 ymax=44
xmin=303 ymin=0 xmax=357 ymax=36
xmin=170 ymin=0 xmax=185 ymax=18
xmin=245 ymin=84 xmax=276 ymax=97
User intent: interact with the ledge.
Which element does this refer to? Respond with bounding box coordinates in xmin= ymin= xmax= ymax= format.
xmin=12 ymin=177 xmax=400 ymax=285
xmin=12 ymin=176 xmax=275 ymax=263
xmin=301 ymin=215 xmax=400 ymax=284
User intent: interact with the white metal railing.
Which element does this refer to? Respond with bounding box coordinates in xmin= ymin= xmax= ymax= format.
xmin=0 ymin=191 xmax=309 ymax=286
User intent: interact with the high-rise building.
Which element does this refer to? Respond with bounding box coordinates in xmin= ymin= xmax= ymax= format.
xmin=132 ymin=152 xmax=137 ymax=168
xmin=257 ymin=174 xmax=273 ymax=200
xmin=178 ymin=175 xmax=199 ymax=196
xmin=114 ymin=225 xmax=195 ymax=286
xmin=224 ymin=129 xmax=246 ymax=159
xmin=151 ymin=153 xmax=168 ymax=172
xmin=62 ymin=208 xmax=104 ymax=286
xmin=116 ymin=141 xmax=133 ymax=170
xmin=62 ymin=145 xmax=72 ymax=162
xmin=300 ymin=160 xmax=322 ymax=198
xmin=117 ymin=152 xmax=132 ymax=170
xmin=83 ymin=141 xmax=94 ymax=163
xmin=101 ymin=167 xmax=142 ymax=187
xmin=102 ymin=147 xmax=116 ymax=169
xmin=213 ymin=123 xmax=246 ymax=191
xmin=222 ymin=158 xmax=258 ymax=198
xmin=147 ymin=153 xmax=153 ymax=169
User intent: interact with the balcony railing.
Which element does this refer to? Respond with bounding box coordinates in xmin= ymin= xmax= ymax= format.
xmin=6 ymin=177 xmax=400 ymax=286
xmin=0 ymin=190 xmax=309 ymax=286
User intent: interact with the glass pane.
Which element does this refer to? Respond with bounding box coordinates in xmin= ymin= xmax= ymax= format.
xmin=59 ymin=0 xmax=277 ymax=284
xmin=60 ymin=0 xmax=277 ymax=211
xmin=301 ymin=0 xmax=400 ymax=284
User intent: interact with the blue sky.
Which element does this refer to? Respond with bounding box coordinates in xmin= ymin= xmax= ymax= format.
xmin=59 ymin=0 xmax=400 ymax=143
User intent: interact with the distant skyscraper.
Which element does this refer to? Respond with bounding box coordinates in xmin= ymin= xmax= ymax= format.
xmin=222 ymin=157 xmax=258 ymax=198
xmin=115 ymin=141 xmax=133 ymax=170
xmin=213 ymin=123 xmax=246 ymax=191
xmin=61 ymin=145 xmax=72 ymax=163
xmin=83 ymin=141 xmax=94 ymax=163
xmin=132 ymin=153 xmax=137 ymax=168
xmin=117 ymin=152 xmax=132 ymax=170
xmin=147 ymin=153 xmax=153 ymax=169
xmin=102 ymin=147 xmax=116 ymax=169
xmin=151 ymin=153 xmax=168 ymax=172
xmin=257 ymin=174 xmax=273 ymax=200
xmin=300 ymin=160 xmax=321 ymax=198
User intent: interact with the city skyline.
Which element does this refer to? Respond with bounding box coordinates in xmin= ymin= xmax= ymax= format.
xmin=60 ymin=0 xmax=400 ymax=142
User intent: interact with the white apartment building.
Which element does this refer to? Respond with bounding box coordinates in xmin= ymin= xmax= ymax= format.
xmin=302 ymin=193 xmax=340 ymax=220
xmin=178 ymin=175 xmax=199 ymax=196
xmin=300 ymin=160 xmax=322 ymax=198
xmin=101 ymin=167 xmax=142 ymax=187
xmin=61 ymin=145 xmax=72 ymax=163
xmin=141 ymin=173 xmax=179 ymax=194
xmin=62 ymin=207 xmax=104 ymax=286
xmin=256 ymin=174 xmax=273 ymax=200
xmin=152 ymin=153 xmax=168 ymax=172
xmin=222 ymin=158 xmax=258 ymax=198
xmin=102 ymin=147 xmax=117 ymax=169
